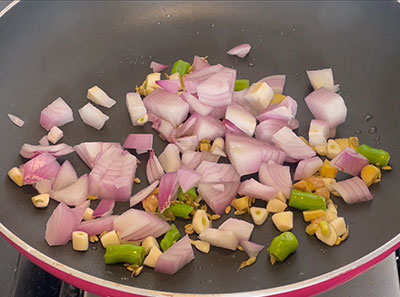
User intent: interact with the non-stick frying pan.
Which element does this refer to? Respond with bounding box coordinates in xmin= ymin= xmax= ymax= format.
xmin=1 ymin=1 xmax=399 ymax=296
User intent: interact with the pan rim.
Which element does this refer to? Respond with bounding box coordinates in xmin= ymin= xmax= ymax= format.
xmin=1 ymin=222 xmax=399 ymax=296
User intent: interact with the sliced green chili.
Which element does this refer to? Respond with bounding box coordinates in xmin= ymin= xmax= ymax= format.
xmin=104 ymin=244 xmax=145 ymax=265
xmin=234 ymin=79 xmax=250 ymax=91
xmin=166 ymin=203 xmax=193 ymax=218
xmin=267 ymin=232 xmax=299 ymax=262
xmin=289 ymin=190 xmax=326 ymax=211
xmin=160 ymin=224 xmax=181 ymax=252
xmin=171 ymin=60 xmax=190 ymax=76
xmin=177 ymin=187 xmax=197 ymax=202
xmin=356 ymin=144 xmax=390 ymax=167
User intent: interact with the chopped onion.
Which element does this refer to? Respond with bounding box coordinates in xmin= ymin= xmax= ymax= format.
xmin=20 ymin=143 xmax=74 ymax=159
xmin=143 ymin=89 xmax=189 ymax=127
xmin=225 ymin=133 xmax=286 ymax=176
xmin=308 ymin=119 xmax=330 ymax=146
xmin=232 ymin=89 xmax=251 ymax=110
xmin=197 ymin=67 xmax=236 ymax=107
xmin=197 ymin=181 xmax=240 ymax=214
xmin=52 ymin=174 xmax=89 ymax=206
xmin=255 ymin=119 xmax=287 ymax=144
xmin=329 ymin=126 xmax=337 ymax=138
xmin=39 ymin=136 xmax=49 ymax=146
xmin=238 ymin=178 xmax=278 ymax=201
xmin=23 ymin=152 xmax=60 ymax=185
xmin=183 ymin=64 xmax=223 ymax=94
xmin=114 ymin=209 xmax=170 ymax=241
xmin=74 ymin=142 xmax=120 ymax=169
xmin=218 ymin=218 xmax=254 ymax=241
xmin=148 ymin=113 xmax=176 ymax=141
xmin=196 ymin=161 xmax=240 ymax=184
xmin=92 ymin=199 xmax=115 ymax=218
xmin=333 ymin=176 xmax=373 ymax=204
xmin=52 ymin=160 xmax=78 ymax=191
xmin=239 ymin=240 xmax=264 ymax=258
xmin=258 ymin=74 xmax=286 ymax=95
xmin=176 ymin=114 xmax=225 ymax=141
xmin=294 ymin=157 xmax=324 ymax=181
xmin=177 ymin=167 xmax=201 ymax=193
xmin=155 ymin=235 xmax=194 ymax=275
xmin=221 ymin=119 xmax=246 ymax=135
xmin=306 ymin=68 xmax=339 ymax=93
xmin=126 ymin=92 xmax=148 ymax=126
xmin=158 ymin=172 xmax=179 ymax=212
xmin=123 ymin=134 xmax=153 ymax=152
xmin=272 ymin=127 xmax=316 ymax=160
xmin=198 ymin=228 xmax=239 ymax=250
xmin=227 ymin=43 xmax=251 ymax=58
xmin=330 ymin=148 xmax=369 ymax=176
xmin=259 ymin=161 xmax=292 ymax=198
xmin=89 ymin=146 xmax=137 ymax=201
xmin=191 ymin=56 xmax=209 ymax=72
xmin=209 ymin=105 xmax=228 ymax=119
xmin=150 ymin=61 xmax=169 ymax=73
xmin=87 ymin=85 xmax=116 ymax=108
xmin=34 ymin=179 xmax=52 ymax=194
xmin=181 ymin=150 xmax=219 ymax=170
xmin=146 ymin=150 xmax=165 ymax=184
xmin=257 ymin=97 xmax=298 ymax=129
xmin=304 ymin=87 xmax=347 ymax=127
xmin=158 ymin=144 xmax=181 ymax=173
xmin=40 ymin=97 xmax=74 ymax=131
xmin=47 ymin=126 xmax=63 ymax=144
xmin=180 ymin=92 xmax=213 ymax=116
xmin=8 ymin=113 xmax=25 ymax=127
xmin=45 ymin=203 xmax=86 ymax=246
xmin=225 ymin=103 xmax=257 ymax=136
xmin=76 ymin=215 xmax=117 ymax=236
xmin=174 ymin=135 xmax=199 ymax=153
xmin=156 ymin=79 xmax=180 ymax=94
xmin=78 ymin=103 xmax=109 ymax=130
xmin=129 ymin=181 xmax=159 ymax=207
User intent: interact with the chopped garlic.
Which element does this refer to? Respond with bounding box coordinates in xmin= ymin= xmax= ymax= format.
xmin=87 ymin=85 xmax=116 ymax=108
xmin=266 ymin=199 xmax=287 ymax=213
xmin=275 ymin=191 xmax=286 ymax=203
xmin=143 ymin=246 xmax=162 ymax=268
xmin=142 ymin=236 xmax=159 ymax=255
xmin=8 ymin=167 xmax=23 ymax=187
xmin=330 ymin=217 xmax=347 ymax=237
xmin=192 ymin=210 xmax=210 ymax=234
xmin=326 ymin=139 xmax=341 ymax=159
xmin=47 ymin=126 xmax=63 ymax=144
xmin=146 ymin=73 xmax=161 ymax=90
xmin=193 ymin=240 xmax=210 ymax=253
xmin=272 ymin=211 xmax=293 ymax=232
xmin=245 ymin=82 xmax=274 ymax=114
xmin=315 ymin=224 xmax=337 ymax=246
xmin=83 ymin=208 xmax=94 ymax=221
xmin=100 ymin=230 xmax=120 ymax=248
xmin=72 ymin=231 xmax=89 ymax=251
xmin=210 ymin=137 xmax=226 ymax=156
xmin=31 ymin=194 xmax=50 ymax=208
xmin=231 ymin=196 xmax=249 ymax=211
xmin=249 ymin=207 xmax=268 ymax=225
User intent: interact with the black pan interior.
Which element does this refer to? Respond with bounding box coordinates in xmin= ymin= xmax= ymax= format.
xmin=0 ymin=1 xmax=399 ymax=295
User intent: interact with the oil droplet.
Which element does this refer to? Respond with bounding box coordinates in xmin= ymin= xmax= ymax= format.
xmin=197 ymin=264 xmax=202 ymax=271
xmin=157 ymin=21 xmax=161 ymax=25
xmin=292 ymin=28 xmax=296 ymax=32
xmin=140 ymin=55 xmax=144 ymax=59
xmin=280 ymin=32 xmax=284 ymax=36
xmin=248 ymin=62 xmax=255 ymax=68
xmin=241 ymin=28 xmax=245 ymax=32
xmin=363 ymin=114 xmax=373 ymax=123
xmin=208 ymin=279 xmax=213 ymax=283
xmin=211 ymin=24 xmax=215 ymax=28
xmin=374 ymin=136 xmax=381 ymax=143
xmin=200 ymin=280 xmax=205 ymax=285
xmin=259 ymin=38 xmax=263 ymax=42
xmin=295 ymin=72 xmax=299 ymax=76
xmin=368 ymin=126 xmax=377 ymax=134
xmin=196 ymin=31 xmax=200 ymax=35
xmin=298 ymin=271 xmax=304 ymax=276
xmin=91 ymin=245 xmax=97 ymax=251
xmin=354 ymin=129 xmax=362 ymax=135
xmin=319 ymin=249 xmax=327 ymax=254
xmin=252 ymin=57 xmax=256 ymax=61
xmin=237 ymin=70 xmax=242 ymax=75
xmin=121 ymin=277 xmax=128 ymax=281
xmin=133 ymin=61 xmax=137 ymax=65
xmin=166 ymin=14 xmax=171 ymax=18
xmin=149 ymin=55 xmax=152 ymax=59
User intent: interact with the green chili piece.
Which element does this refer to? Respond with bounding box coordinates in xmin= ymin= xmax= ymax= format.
xmin=171 ymin=60 xmax=191 ymax=76
xmin=267 ymin=232 xmax=299 ymax=262
xmin=160 ymin=224 xmax=181 ymax=252
xmin=167 ymin=203 xmax=193 ymax=218
xmin=177 ymin=187 xmax=197 ymax=202
xmin=289 ymin=190 xmax=326 ymax=211
xmin=104 ymin=244 xmax=145 ymax=265
xmin=234 ymin=79 xmax=250 ymax=91
xmin=356 ymin=144 xmax=390 ymax=167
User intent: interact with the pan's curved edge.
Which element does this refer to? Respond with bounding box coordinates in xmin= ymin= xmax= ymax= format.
xmin=0 ymin=0 xmax=20 ymax=18
xmin=1 ymin=223 xmax=399 ymax=297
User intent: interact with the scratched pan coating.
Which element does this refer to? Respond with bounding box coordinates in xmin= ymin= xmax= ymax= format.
xmin=0 ymin=1 xmax=399 ymax=296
